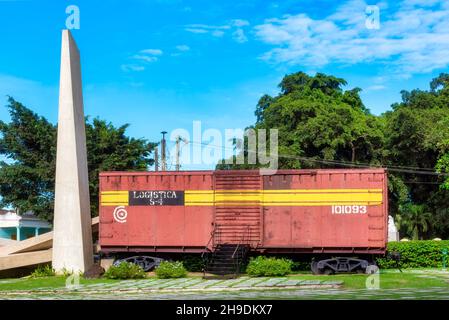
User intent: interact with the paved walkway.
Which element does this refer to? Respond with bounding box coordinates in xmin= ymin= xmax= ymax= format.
xmin=0 ymin=277 xmax=343 ymax=299
xmin=1 ymin=269 xmax=449 ymax=300
xmin=1 ymin=286 xmax=449 ymax=300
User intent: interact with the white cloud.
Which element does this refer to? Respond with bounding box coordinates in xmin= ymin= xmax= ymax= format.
xmin=185 ymin=24 xmax=230 ymax=35
xmin=327 ymin=0 xmax=370 ymax=26
xmin=233 ymin=29 xmax=248 ymax=43
xmin=121 ymin=64 xmax=145 ymax=72
xmin=231 ymin=19 xmax=250 ymax=27
xmin=176 ymin=45 xmax=190 ymax=51
xmin=185 ymin=28 xmax=208 ymax=34
xmin=187 ymin=24 xmax=230 ymax=30
xmin=402 ymin=0 xmax=441 ymax=8
xmin=132 ymin=55 xmax=158 ymax=63
xmin=254 ymin=0 xmax=449 ymax=75
xmin=140 ymin=49 xmax=163 ymax=55
xmin=122 ymin=48 xmax=163 ymax=72
xmin=185 ymin=20 xmax=249 ymax=43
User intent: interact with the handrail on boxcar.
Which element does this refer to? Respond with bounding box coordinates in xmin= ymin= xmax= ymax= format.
xmin=201 ymin=224 xmax=217 ymax=258
xmin=202 ymin=224 xmax=220 ymax=277
xmin=231 ymin=225 xmax=251 ymax=276
xmin=232 ymin=225 xmax=250 ymax=259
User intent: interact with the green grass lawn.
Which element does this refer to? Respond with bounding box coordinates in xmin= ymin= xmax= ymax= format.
xmin=0 ymin=276 xmax=118 ymax=292
xmin=0 ymin=269 xmax=448 ymax=292
xmin=289 ymin=271 xmax=449 ymax=289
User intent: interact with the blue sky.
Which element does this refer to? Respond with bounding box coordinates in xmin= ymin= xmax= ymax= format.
xmin=1 ymin=0 xmax=449 ymax=169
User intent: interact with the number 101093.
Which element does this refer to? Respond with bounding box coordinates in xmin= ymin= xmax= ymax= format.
xmin=332 ymin=205 xmax=367 ymax=214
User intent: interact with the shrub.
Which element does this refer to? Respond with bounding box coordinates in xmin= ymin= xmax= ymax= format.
xmin=155 ymin=261 xmax=187 ymax=279
xmin=376 ymin=240 xmax=449 ymax=269
xmin=60 ymin=268 xmax=74 ymax=277
xmin=246 ymin=256 xmax=293 ymax=277
xmin=103 ymin=262 xmax=146 ymax=279
xmin=181 ymin=255 xmax=205 ymax=272
xmin=30 ymin=265 xmax=55 ymax=278
xmin=291 ymin=261 xmax=311 ymax=272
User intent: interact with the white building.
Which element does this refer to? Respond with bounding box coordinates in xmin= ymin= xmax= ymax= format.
xmin=0 ymin=209 xmax=52 ymax=242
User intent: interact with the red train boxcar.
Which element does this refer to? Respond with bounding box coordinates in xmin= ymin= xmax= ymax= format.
xmin=99 ymin=169 xmax=388 ymax=274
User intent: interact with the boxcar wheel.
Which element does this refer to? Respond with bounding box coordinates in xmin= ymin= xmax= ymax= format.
xmin=365 ymin=264 xmax=379 ymax=274
xmin=113 ymin=256 xmax=163 ymax=272
xmin=311 ymin=261 xmax=322 ymax=275
xmin=323 ymin=268 xmax=334 ymax=275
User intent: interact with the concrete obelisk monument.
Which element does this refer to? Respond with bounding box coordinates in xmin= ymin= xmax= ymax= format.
xmin=52 ymin=30 xmax=93 ymax=273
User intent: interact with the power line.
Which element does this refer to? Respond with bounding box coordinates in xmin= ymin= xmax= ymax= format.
xmin=170 ymin=139 xmax=449 ymax=177
xmin=402 ymin=181 xmax=443 ymax=185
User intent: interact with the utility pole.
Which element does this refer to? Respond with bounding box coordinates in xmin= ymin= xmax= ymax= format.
xmin=176 ymin=136 xmax=188 ymax=171
xmin=175 ymin=136 xmax=187 ymax=171
xmin=161 ymin=131 xmax=167 ymax=171
xmin=154 ymin=145 xmax=159 ymax=172
xmin=175 ymin=136 xmax=180 ymax=171
xmin=175 ymin=136 xmax=181 ymax=171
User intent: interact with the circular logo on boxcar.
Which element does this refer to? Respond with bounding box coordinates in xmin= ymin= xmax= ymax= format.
xmin=113 ymin=206 xmax=128 ymax=223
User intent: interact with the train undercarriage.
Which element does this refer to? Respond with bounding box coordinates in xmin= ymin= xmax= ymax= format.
xmin=102 ymin=249 xmax=381 ymax=275
xmin=311 ymin=257 xmax=379 ymax=275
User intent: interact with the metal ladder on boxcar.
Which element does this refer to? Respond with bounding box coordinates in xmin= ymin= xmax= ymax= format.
xmin=203 ymin=225 xmax=251 ymax=278
xmin=213 ymin=172 xmax=262 ymax=247
xmin=203 ymin=172 xmax=262 ymax=277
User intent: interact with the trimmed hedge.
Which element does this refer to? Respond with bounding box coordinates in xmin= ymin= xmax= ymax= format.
xmin=155 ymin=261 xmax=187 ymax=279
xmin=103 ymin=262 xmax=146 ymax=279
xmin=246 ymin=256 xmax=293 ymax=277
xmin=376 ymin=240 xmax=449 ymax=269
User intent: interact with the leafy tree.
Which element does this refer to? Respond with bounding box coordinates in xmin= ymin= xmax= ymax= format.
xmin=218 ymin=71 xmax=449 ymax=238
xmin=430 ymin=73 xmax=449 ymax=94
xmin=0 ymin=97 xmax=156 ymax=222
xmin=383 ymin=73 xmax=449 ymax=237
xmin=86 ymin=118 xmax=157 ymax=215
xmin=435 ymin=118 xmax=449 ymax=190
xmin=218 ymin=71 xmax=385 ymax=170
xmin=387 ymin=174 xmax=409 ymax=219
xmin=255 ymin=95 xmax=273 ymax=124
xmin=279 ymin=72 xmax=347 ymax=95
xmin=436 ymin=152 xmax=449 ymax=189
xmin=425 ymin=190 xmax=449 ymax=239
xmin=396 ymin=203 xmax=434 ymax=240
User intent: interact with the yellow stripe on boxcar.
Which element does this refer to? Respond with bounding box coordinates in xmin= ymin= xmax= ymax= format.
xmin=101 ymin=189 xmax=383 ymax=207
xmin=100 ymin=191 xmax=129 ymax=206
